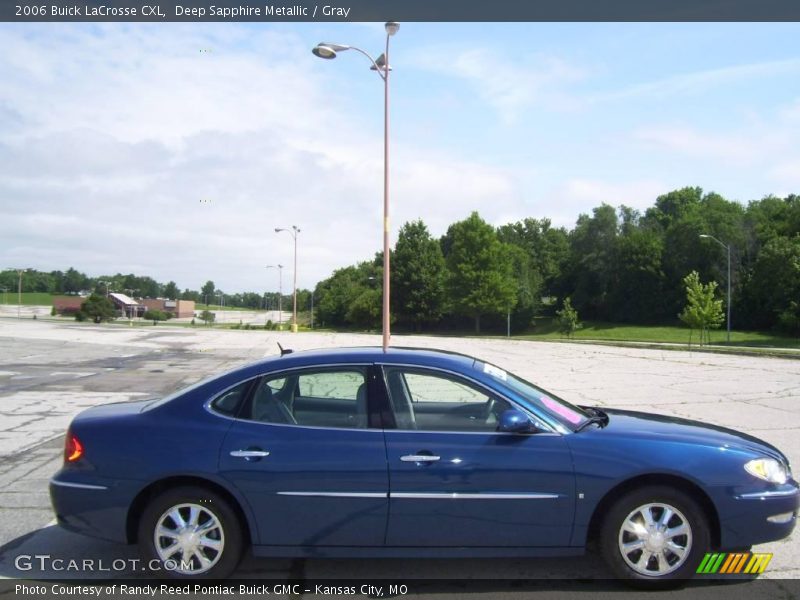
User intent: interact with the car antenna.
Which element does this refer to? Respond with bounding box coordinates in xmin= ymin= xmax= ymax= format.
xmin=277 ymin=342 xmax=293 ymax=356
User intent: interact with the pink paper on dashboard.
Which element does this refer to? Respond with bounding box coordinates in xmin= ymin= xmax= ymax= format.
xmin=541 ymin=396 xmax=583 ymax=424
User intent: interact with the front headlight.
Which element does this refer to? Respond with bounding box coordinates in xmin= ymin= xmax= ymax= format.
xmin=745 ymin=458 xmax=788 ymax=484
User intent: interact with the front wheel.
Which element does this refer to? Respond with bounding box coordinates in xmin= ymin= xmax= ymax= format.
xmin=138 ymin=486 xmax=244 ymax=579
xmin=600 ymin=485 xmax=710 ymax=588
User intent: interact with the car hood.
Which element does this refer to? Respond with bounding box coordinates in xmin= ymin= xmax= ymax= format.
xmin=596 ymin=407 xmax=789 ymax=465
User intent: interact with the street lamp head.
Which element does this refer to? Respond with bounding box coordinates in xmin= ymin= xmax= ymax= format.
xmin=699 ymin=234 xmax=710 ymax=239
xmin=385 ymin=22 xmax=400 ymax=36
xmin=370 ymin=53 xmax=392 ymax=72
xmin=312 ymin=43 xmax=350 ymax=59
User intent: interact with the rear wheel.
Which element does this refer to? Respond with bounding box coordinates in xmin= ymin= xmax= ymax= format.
xmin=600 ymin=485 xmax=710 ymax=588
xmin=138 ymin=486 xmax=243 ymax=579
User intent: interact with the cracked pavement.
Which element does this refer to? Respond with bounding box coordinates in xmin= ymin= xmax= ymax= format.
xmin=0 ymin=318 xmax=797 ymax=582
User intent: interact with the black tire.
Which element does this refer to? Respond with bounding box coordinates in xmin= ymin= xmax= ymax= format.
xmin=138 ymin=486 xmax=244 ymax=579
xmin=600 ymin=485 xmax=710 ymax=589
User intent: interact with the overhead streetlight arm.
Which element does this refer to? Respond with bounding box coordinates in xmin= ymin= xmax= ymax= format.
xmin=312 ymin=42 xmax=387 ymax=81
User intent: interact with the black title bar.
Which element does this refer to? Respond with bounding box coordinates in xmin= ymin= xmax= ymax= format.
xmin=3 ymin=0 xmax=800 ymax=22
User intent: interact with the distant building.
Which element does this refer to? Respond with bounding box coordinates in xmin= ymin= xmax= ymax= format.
xmin=140 ymin=298 xmax=195 ymax=318
xmin=52 ymin=296 xmax=84 ymax=315
xmin=53 ymin=294 xmax=194 ymax=318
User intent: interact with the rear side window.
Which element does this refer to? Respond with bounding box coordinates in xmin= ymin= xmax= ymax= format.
xmin=246 ymin=368 xmax=370 ymax=429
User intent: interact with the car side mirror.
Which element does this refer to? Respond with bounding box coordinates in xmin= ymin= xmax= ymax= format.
xmin=497 ymin=409 xmax=539 ymax=434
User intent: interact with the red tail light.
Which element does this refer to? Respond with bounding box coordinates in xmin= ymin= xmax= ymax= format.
xmin=65 ymin=433 xmax=84 ymax=462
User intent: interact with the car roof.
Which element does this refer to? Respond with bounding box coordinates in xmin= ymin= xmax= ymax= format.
xmin=244 ymin=346 xmax=479 ymax=373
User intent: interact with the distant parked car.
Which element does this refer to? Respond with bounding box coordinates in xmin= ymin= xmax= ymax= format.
xmin=50 ymin=347 xmax=797 ymax=586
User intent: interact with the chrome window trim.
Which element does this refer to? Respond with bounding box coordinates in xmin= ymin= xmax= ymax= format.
xmin=50 ymin=479 xmax=108 ymax=491
xmin=378 ymin=362 xmax=560 ymax=435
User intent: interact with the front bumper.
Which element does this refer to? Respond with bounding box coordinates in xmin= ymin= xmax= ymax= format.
xmin=715 ymin=480 xmax=799 ymax=549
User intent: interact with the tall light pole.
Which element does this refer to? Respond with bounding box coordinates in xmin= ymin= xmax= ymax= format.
xmin=266 ymin=264 xmax=283 ymax=329
xmin=313 ymin=21 xmax=400 ymax=352
xmin=15 ymin=269 xmax=28 ymax=319
xmin=275 ymin=226 xmax=300 ymax=332
xmin=699 ymin=234 xmax=732 ymax=343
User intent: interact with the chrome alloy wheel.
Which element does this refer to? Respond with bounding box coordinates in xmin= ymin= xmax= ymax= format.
xmin=154 ymin=503 xmax=225 ymax=575
xmin=618 ymin=502 xmax=692 ymax=576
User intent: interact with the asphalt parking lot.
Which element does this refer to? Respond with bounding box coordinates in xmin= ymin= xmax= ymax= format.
xmin=0 ymin=318 xmax=798 ymax=589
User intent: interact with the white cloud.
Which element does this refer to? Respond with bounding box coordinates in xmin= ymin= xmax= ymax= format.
xmin=546 ymin=178 xmax=669 ymax=226
xmin=592 ymin=58 xmax=800 ymax=104
xmin=0 ymin=24 xmax=528 ymax=292
xmin=409 ymin=45 xmax=586 ymax=122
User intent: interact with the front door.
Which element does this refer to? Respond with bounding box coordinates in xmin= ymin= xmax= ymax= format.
xmin=219 ymin=365 xmax=388 ymax=547
xmin=381 ymin=366 xmax=575 ymax=547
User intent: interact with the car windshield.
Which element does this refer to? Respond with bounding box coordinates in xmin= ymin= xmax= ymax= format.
xmin=474 ymin=360 xmax=590 ymax=431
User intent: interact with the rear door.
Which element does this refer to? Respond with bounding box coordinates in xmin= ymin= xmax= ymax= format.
xmin=218 ymin=365 xmax=389 ymax=547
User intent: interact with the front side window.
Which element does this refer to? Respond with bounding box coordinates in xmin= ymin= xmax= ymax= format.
xmin=383 ymin=367 xmax=511 ymax=432
xmin=246 ymin=368 xmax=369 ymax=429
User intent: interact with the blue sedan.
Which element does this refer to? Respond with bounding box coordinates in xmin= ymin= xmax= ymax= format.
xmin=50 ymin=347 xmax=798 ymax=586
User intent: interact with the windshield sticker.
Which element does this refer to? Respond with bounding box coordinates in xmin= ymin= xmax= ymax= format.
xmin=541 ymin=396 xmax=583 ymax=424
xmin=483 ymin=363 xmax=507 ymax=381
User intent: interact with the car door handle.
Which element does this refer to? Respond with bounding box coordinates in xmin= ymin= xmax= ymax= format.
xmin=230 ymin=450 xmax=270 ymax=459
xmin=400 ymin=454 xmax=440 ymax=462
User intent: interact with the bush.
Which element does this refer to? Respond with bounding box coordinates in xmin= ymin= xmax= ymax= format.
xmin=75 ymin=311 xmax=87 ymax=322
xmin=144 ymin=309 xmax=169 ymax=325
xmin=50 ymin=306 xmax=57 ymax=317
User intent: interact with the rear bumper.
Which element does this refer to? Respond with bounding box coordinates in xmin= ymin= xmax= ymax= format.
xmin=49 ymin=475 xmax=138 ymax=544
xmin=716 ymin=482 xmax=799 ymax=549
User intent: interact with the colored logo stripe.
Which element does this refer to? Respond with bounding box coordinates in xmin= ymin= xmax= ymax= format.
xmin=697 ymin=552 xmax=773 ymax=574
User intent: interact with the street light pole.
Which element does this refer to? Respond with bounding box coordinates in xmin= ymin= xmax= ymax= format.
xmin=699 ymin=234 xmax=732 ymax=343
xmin=275 ymin=226 xmax=300 ymax=332
xmin=313 ymin=21 xmax=399 ymax=352
xmin=16 ymin=269 xmax=26 ymax=319
xmin=266 ymin=264 xmax=284 ymax=329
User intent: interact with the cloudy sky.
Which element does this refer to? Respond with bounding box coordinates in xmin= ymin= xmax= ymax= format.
xmin=1 ymin=22 xmax=799 ymax=293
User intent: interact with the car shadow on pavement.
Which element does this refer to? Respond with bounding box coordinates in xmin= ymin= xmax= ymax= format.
xmin=0 ymin=524 xmax=764 ymax=598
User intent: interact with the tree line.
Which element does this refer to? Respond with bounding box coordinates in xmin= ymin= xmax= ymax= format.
xmin=0 ymin=269 xmax=309 ymax=313
xmin=312 ymin=188 xmax=800 ymax=335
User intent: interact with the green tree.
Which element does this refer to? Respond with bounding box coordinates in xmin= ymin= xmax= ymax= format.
xmin=497 ymin=217 xmax=569 ymax=298
xmin=444 ymin=212 xmax=516 ymax=333
xmin=201 ymin=281 xmax=215 ymax=305
xmin=678 ymin=271 xmax=724 ymax=346
xmin=163 ymin=281 xmax=179 ymax=300
xmin=564 ymin=204 xmax=618 ymax=319
xmin=80 ymin=294 xmax=116 ymax=323
xmin=199 ymin=309 xmax=215 ymax=325
xmin=392 ymin=220 xmax=446 ymax=330
xmin=555 ymin=296 xmax=582 ymax=338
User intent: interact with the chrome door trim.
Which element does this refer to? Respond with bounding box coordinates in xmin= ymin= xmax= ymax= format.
xmin=391 ymin=492 xmax=560 ymax=500
xmin=50 ymin=479 xmax=108 ymax=491
xmin=277 ymin=491 xmax=388 ymax=499
xmin=275 ymin=491 xmax=558 ymax=499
